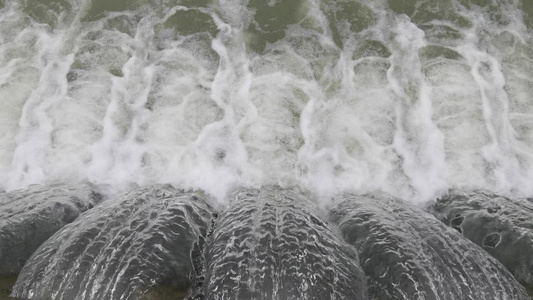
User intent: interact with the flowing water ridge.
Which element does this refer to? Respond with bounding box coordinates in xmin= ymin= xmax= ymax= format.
xmin=0 ymin=0 xmax=532 ymax=202
xmin=6 ymin=185 xmax=532 ymax=299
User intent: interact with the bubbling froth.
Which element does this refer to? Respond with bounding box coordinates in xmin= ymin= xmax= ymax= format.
xmin=0 ymin=0 xmax=532 ymax=203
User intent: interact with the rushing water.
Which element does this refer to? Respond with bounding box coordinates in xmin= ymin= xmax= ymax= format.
xmin=0 ymin=0 xmax=532 ymax=204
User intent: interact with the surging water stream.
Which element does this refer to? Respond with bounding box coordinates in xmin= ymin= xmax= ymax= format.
xmin=0 ymin=0 xmax=532 ymax=204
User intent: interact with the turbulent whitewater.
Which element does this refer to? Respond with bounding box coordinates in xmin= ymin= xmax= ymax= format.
xmin=0 ymin=0 xmax=532 ymax=203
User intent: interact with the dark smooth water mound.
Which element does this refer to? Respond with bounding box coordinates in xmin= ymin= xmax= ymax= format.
xmin=429 ymin=192 xmax=533 ymax=287
xmin=189 ymin=187 xmax=368 ymax=300
xmin=12 ymin=185 xmax=215 ymax=300
xmin=329 ymin=193 xmax=530 ymax=300
xmin=0 ymin=183 xmax=103 ymax=276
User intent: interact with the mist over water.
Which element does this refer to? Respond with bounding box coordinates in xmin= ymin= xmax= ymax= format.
xmin=0 ymin=0 xmax=532 ymax=204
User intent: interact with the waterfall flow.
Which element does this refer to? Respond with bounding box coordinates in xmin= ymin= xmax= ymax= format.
xmin=0 ymin=0 xmax=532 ymax=204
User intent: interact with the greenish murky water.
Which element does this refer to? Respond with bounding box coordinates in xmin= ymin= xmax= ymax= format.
xmin=0 ymin=276 xmax=16 ymax=300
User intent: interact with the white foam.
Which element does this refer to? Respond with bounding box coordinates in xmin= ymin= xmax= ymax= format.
xmin=1 ymin=0 xmax=532 ymax=203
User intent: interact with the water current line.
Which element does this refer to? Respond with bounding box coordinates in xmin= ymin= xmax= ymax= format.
xmin=386 ymin=15 xmax=447 ymax=203
xmin=179 ymin=15 xmax=253 ymax=201
xmin=88 ymin=18 xmax=155 ymax=189
xmin=458 ymin=14 xmax=529 ymax=194
xmin=473 ymin=54 xmax=528 ymax=193
xmin=8 ymin=33 xmax=74 ymax=189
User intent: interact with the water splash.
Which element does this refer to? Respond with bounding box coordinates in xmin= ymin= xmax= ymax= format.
xmin=0 ymin=0 xmax=532 ymax=203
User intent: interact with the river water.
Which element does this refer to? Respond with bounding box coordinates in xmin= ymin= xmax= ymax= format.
xmin=0 ymin=0 xmax=532 ymax=204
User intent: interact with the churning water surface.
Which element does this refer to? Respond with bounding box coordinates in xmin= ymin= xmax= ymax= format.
xmin=0 ymin=0 xmax=532 ymax=204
